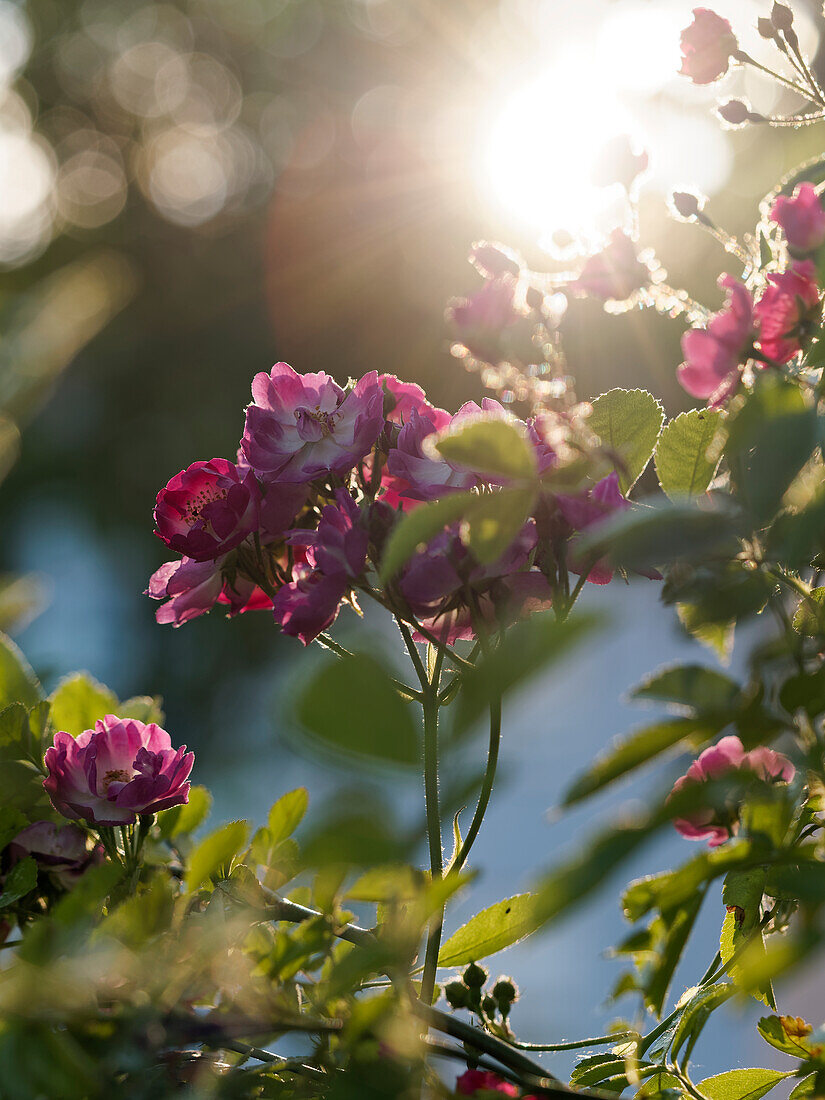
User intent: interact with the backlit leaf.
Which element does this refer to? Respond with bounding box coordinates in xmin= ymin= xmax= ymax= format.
xmin=589 ymin=388 xmax=665 ymax=492
xmin=655 ymin=409 xmax=724 ymax=500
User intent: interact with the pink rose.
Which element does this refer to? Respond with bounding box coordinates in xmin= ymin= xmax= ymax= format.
xmin=570 ymin=230 xmax=648 ymax=303
xmin=272 ymin=567 xmax=348 ymax=645
xmin=670 ymin=735 xmax=795 ymax=846
xmin=384 ymin=405 xmax=475 ymax=505
xmin=679 ymin=8 xmax=738 ymax=85
xmin=456 ymin=1069 xmax=521 ymax=1096
xmin=154 ymin=459 xmax=261 ymax=562
xmin=556 ymin=471 xmax=630 ymax=585
xmin=771 ymin=184 xmax=825 ymax=255
xmin=678 ymin=275 xmax=754 ymax=405
xmin=145 ymin=556 xmax=271 ymax=626
xmin=378 ymin=374 xmax=431 ymax=425
xmin=446 ymin=276 xmax=524 ymax=364
xmin=274 ymin=491 xmax=369 ymax=645
xmin=755 ymin=261 xmax=820 ymax=364
xmin=44 ymin=716 xmax=193 ymax=826
xmin=242 ymin=363 xmax=384 ymax=484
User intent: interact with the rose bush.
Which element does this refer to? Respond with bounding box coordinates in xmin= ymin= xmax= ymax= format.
xmin=2 ymin=4 xmax=825 ymax=1098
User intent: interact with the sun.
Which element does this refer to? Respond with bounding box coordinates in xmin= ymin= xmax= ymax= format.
xmin=480 ymin=63 xmax=637 ymax=248
xmin=476 ymin=2 xmax=691 ymax=246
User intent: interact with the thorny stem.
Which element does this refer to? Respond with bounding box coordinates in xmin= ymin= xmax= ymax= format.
xmin=736 ymin=51 xmax=818 ymax=102
xmin=510 ymin=1031 xmax=635 ymax=1053
xmin=420 ymin=643 xmax=444 ymax=1011
xmin=222 ymin=1040 xmax=327 ymax=1083
xmin=316 ymin=631 xmax=423 ymax=702
xmin=451 ymin=692 xmax=501 ymax=873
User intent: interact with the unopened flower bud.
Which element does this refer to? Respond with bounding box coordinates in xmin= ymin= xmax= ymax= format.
xmin=670 ymin=191 xmax=705 ymax=220
xmin=463 ymin=962 xmax=487 ymax=988
xmin=469 ymin=241 xmax=522 ymax=280
xmin=717 ymin=99 xmax=763 ymax=126
xmin=492 ymin=978 xmax=518 ymax=1005
xmin=445 ymin=980 xmax=470 ymax=1009
xmin=771 ymin=2 xmax=794 ymax=32
xmin=757 ymin=16 xmax=778 ymax=39
xmin=481 ymin=995 xmax=498 ymax=1017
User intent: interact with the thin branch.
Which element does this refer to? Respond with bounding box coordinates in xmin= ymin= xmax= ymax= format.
xmin=222 ymin=1040 xmax=327 ymax=1082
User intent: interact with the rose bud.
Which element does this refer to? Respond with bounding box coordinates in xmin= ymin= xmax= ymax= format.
xmin=670 ymin=191 xmax=706 ymax=221
xmin=679 ymin=8 xmax=738 ymax=85
xmin=154 ymin=459 xmax=261 ymax=562
xmin=770 ymin=184 xmax=825 ymax=255
xmin=717 ymin=100 xmax=764 ymax=126
xmin=44 ymin=715 xmax=193 ymax=826
xmin=771 ymin=3 xmax=794 ymax=33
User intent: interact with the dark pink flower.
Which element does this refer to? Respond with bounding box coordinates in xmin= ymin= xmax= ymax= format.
xmin=771 ymin=184 xmax=825 ymax=255
xmin=679 ymin=8 xmax=738 ymax=85
xmin=446 ymin=276 xmax=524 ymax=363
xmin=273 ymin=491 xmax=369 ymax=645
xmin=242 ymin=363 xmax=384 ymax=484
xmin=556 ymin=472 xmax=630 ymax=585
xmin=272 ymin=566 xmax=348 ymax=645
xmin=398 ymin=522 xmax=548 ymax=644
xmin=670 ymin=735 xmax=795 ymax=846
xmin=288 ymin=490 xmax=368 ymax=580
xmin=44 ymin=716 xmax=193 ymax=827
xmin=755 ymin=261 xmax=820 ymax=363
xmin=526 ymin=417 xmax=557 ymax=475
xmin=385 ymin=405 xmax=475 ymax=505
xmin=7 ymin=822 xmax=99 ymax=887
xmin=456 ymin=1069 xmax=520 ymax=1096
xmin=146 ymin=556 xmax=271 ymax=626
xmin=378 ymin=374 xmax=431 ymax=424
xmin=154 ymin=459 xmax=261 ymax=563
xmin=745 ymin=746 xmax=796 ymax=783
xmin=678 ymin=275 xmax=754 ymax=405
xmin=570 ymin=230 xmax=648 ymax=302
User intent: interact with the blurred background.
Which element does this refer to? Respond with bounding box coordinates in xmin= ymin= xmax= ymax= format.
xmin=0 ymin=0 xmax=823 ymax=1084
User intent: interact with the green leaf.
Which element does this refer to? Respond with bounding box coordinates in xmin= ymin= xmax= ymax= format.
xmin=379 ymin=491 xmax=478 ymax=583
xmin=0 ymin=807 xmax=28 ymax=851
xmin=268 ymin=788 xmax=309 ymax=845
xmin=578 ymin=501 xmax=740 ymax=574
xmin=564 ymin=718 xmax=707 ymax=805
xmin=0 ymin=632 xmax=42 ymax=711
xmin=434 ymin=416 xmax=537 ymax=480
xmin=156 ymin=785 xmax=212 ymax=840
xmin=676 ymin=603 xmax=735 ymax=664
xmin=118 ymin=695 xmax=165 ymax=725
xmin=725 ymin=375 xmax=818 ymax=525
xmin=789 ymin=1075 xmax=818 ymax=1100
xmin=437 ymin=893 xmax=540 ymax=966
xmin=461 ymin=488 xmax=535 ymax=564
xmin=0 ymin=855 xmax=37 ymax=907
xmin=186 ymin=819 xmax=249 ymax=892
xmin=452 ymin=612 xmax=595 ymax=736
xmin=792 ymin=588 xmax=825 ymax=636
xmin=645 ymin=892 xmax=704 ymax=1016
xmin=758 ymin=1014 xmax=817 ymax=1059
xmin=296 ymin=652 xmax=419 ymax=768
xmin=696 ymin=1068 xmax=789 ymax=1100
xmin=721 ymin=868 xmax=774 ymax=1008
xmin=671 ymin=984 xmax=733 ymax=1060
xmin=655 ymin=409 xmax=724 ymax=500
xmin=631 ymin=664 xmax=741 ymax=715
xmin=589 ymin=388 xmax=665 ymax=492
xmin=49 ymin=673 xmax=118 ymax=739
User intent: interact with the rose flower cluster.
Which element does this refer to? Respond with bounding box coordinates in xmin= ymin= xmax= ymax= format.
xmin=676 ymin=181 xmax=825 ymax=407
xmin=147 ymin=363 xmax=642 ymax=647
